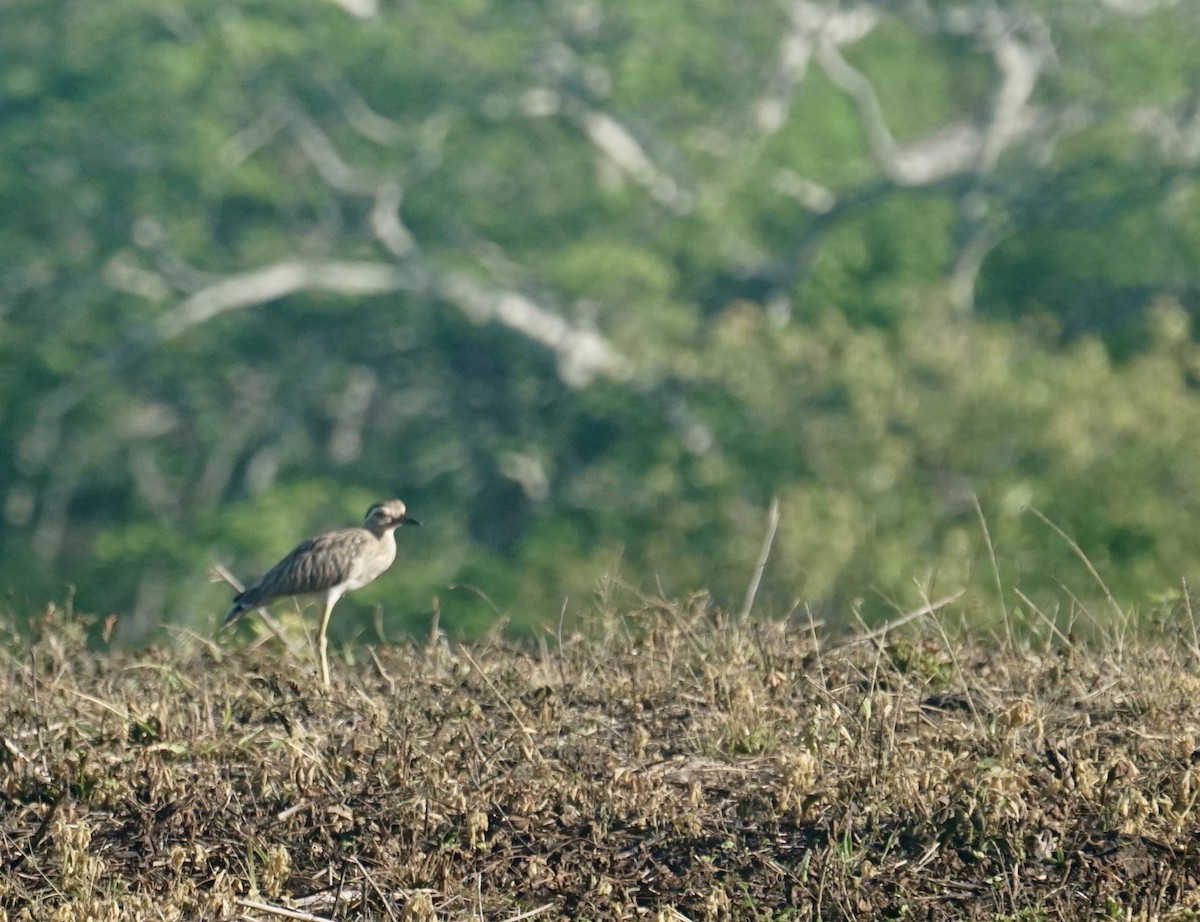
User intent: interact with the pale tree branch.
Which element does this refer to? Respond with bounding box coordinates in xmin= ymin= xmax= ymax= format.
xmin=120 ymin=65 xmax=637 ymax=408
xmin=282 ymin=99 xmax=381 ymax=196
xmin=981 ymin=30 xmax=1045 ymax=167
xmin=439 ymin=272 xmax=634 ymax=387
xmin=752 ymin=1 xmax=1065 ymax=315
xmin=1100 ymin=0 xmax=1185 ymax=13
xmin=128 ymin=448 xmax=182 ymax=520
xmin=154 ymin=260 xmax=429 ymax=340
xmin=947 ymin=210 xmax=1011 ymax=312
xmin=521 ymin=82 xmax=694 ymax=215
xmin=323 ymin=73 xmax=406 ymax=146
xmin=519 ymin=38 xmax=693 ymax=215
xmin=813 ymin=33 xmax=1008 ymax=186
xmin=170 ymin=69 xmax=646 ymax=390
xmin=218 ymin=101 xmax=290 ymax=170
xmin=575 ymin=109 xmax=693 ymax=214
xmin=370 ymin=180 xmax=416 ymax=257
xmin=769 ymin=170 xmax=836 ymax=214
xmin=218 ymin=97 xmax=417 ymax=257
xmin=150 ymin=257 xmax=633 ymax=389
xmin=151 ymin=78 xmax=636 ymax=389
xmin=280 ymin=100 xmax=418 ymax=254
xmin=320 ymin=0 xmax=378 ymax=21
xmin=756 ymin=1 xmax=879 ymax=135
xmin=763 ymin=2 xmax=1054 ymax=185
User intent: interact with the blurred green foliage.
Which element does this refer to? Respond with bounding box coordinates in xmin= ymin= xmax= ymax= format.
xmin=2 ymin=0 xmax=1200 ymax=644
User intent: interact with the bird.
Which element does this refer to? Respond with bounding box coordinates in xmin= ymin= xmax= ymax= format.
xmin=224 ymin=499 xmax=420 ymax=685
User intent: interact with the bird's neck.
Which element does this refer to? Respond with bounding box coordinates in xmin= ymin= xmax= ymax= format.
xmin=365 ymin=524 xmax=398 ymax=542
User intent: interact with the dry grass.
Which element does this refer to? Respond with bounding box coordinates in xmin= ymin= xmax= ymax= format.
xmin=4 ymin=595 xmax=1200 ymax=921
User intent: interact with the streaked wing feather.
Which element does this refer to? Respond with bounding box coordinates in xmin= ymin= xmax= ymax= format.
xmin=241 ymin=528 xmax=373 ymax=604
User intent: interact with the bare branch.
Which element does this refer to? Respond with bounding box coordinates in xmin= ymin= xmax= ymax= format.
xmin=947 ymin=213 xmax=1010 ymax=312
xmin=760 ymin=4 xmax=1054 ymax=185
xmin=439 ymin=273 xmax=634 ymax=387
xmin=756 ymin=2 xmax=879 ymax=135
xmin=576 ymin=110 xmax=692 ymax=214
xmin=978 ymin=19 xmax=1052 ymax=168
xmin=319 ymin=0 xmax=378 ymax=21
xmin=1100 ymin=0 xmax=1185 ymax=13
xmin=154 ymin=260 xmax=428 ymax=340
xmin=102 ymin=251 xmax=170 ymax=302
xmin=281 ymin=101 xmax=419 ymax=256
xmin=218 ymin=101 xmax=289 ymax=170
xmin=282 ymin=100 xmax=380 ymax=195
xmin=151 ymin=256 xmax=633 ymax=388
xmin=770 ymin=170 xmax=836 ymax=213
xmin=815 ymin=38 xmax=986 ymax=185
xmin=220 ymin=97 xmax=418 ymax=257
xmin=325 ymin=73 xmax=406 ymax=146
xmin=370 ymin=180 xmax=417 ymax=257
xmin=128 ymin=448 xmax=182 ymax=518
xmin=520 ymin=44 xmax=692 ymax=214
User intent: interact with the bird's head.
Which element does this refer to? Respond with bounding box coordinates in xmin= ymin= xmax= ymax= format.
xmin=363 ymin=499 xmax=421 ymax=535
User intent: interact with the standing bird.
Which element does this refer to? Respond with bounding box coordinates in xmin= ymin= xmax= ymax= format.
xmin=224 ymin=499 xmax=420 ymax=685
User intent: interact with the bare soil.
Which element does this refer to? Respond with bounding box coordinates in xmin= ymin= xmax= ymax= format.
xmin=4 ymin=599 xmax=1200 ymax=920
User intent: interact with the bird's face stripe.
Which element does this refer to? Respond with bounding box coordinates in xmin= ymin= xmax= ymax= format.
xmin=363 ymin=499 xmax=408 ymax=529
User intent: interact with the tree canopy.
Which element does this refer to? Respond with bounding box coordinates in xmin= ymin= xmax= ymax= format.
xmin=3 ymin=0 xmax=1200 ymax=643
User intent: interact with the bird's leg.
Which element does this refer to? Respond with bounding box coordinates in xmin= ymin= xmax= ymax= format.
xmin=317 ymin=595 xmax=335 ymax=687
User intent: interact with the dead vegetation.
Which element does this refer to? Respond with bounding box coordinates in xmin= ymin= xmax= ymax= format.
xmin=4 ymin=595 xmax=1200 ymax=921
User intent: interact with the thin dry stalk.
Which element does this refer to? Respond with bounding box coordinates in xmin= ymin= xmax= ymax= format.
xmin=1026 ymin=505 xmax=1127 ymax=638
xmin=836 ymin=590 xmax=965 ymax=647
xmin=1013 ymin=587 xmax=1074 ymax=651
xmin=235 ymin=897 xmax=335 ymax=921
xmin=740 ymin=495 xmax=781 ymax=621
xmin=973 ymin=495 xmax=1012 ymax=650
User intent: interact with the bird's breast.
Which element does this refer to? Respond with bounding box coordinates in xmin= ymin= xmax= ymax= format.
xmin=343 ymin=532 xmax=397 ymax=591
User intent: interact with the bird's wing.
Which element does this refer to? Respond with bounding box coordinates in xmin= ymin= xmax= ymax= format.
xmin=240 ymin=528 xmax=374 ymax=604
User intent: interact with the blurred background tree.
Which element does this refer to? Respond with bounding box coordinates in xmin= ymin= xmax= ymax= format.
xmin=3 ymin=0 xmax=1200 ymax=643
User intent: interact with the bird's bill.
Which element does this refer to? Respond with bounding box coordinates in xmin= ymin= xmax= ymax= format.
xmin=405 ymin=515 xmax=421 ymax=526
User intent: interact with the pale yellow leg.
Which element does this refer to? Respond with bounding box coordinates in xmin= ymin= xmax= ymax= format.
xmin=317 ymin=596 xmax=335 ymax=686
